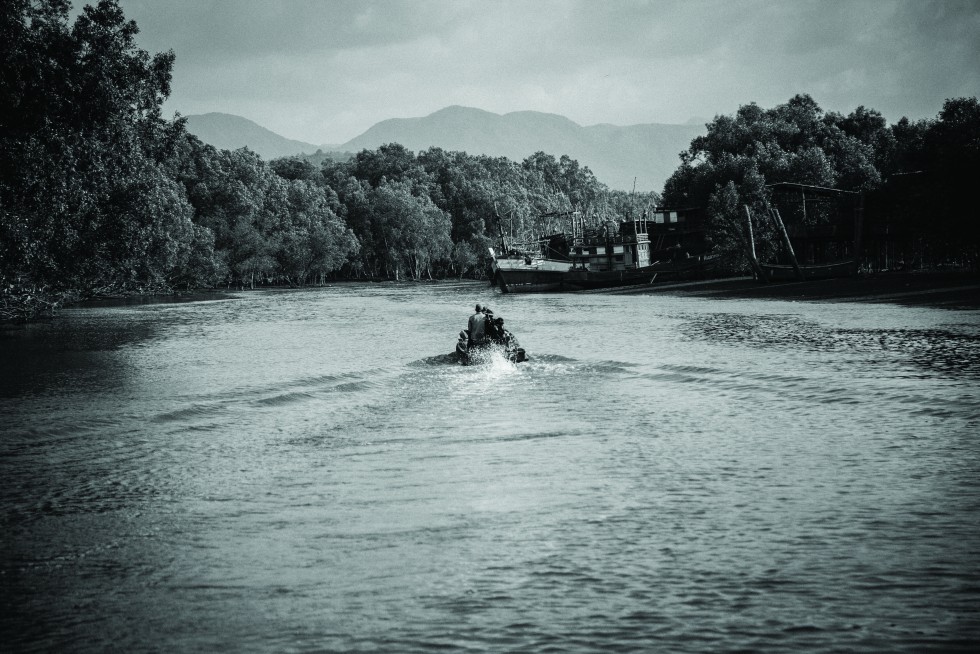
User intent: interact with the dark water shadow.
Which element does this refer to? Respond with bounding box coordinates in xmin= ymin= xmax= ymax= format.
xmin=677 ymin=312 xmax=980 ymax=380
xmin=0 ymin=316 xmax=161 ymax=398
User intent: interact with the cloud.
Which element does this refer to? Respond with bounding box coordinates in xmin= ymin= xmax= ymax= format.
xmin=107 ymin=0 xmax=980 ymax=143
xmin=122 ymin=0 xmax=471 ymax=58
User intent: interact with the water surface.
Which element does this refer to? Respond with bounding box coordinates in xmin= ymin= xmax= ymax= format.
xmin=2 ymin=282 xmax=979 ymax=652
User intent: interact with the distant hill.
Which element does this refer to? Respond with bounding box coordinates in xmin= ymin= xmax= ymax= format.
xmin=339 ymin=106 xmax=705 ymax=192
xmin=183 ymin=107 xmax=706 ymax=192
xmin=184 ymin=113 xmax=321 ymax=159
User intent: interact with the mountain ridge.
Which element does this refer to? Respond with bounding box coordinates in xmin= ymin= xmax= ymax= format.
xmin=184 ymin=112 xmax=323 ymax=158
xmin=184 ymin=107 xmax=706 ymax=192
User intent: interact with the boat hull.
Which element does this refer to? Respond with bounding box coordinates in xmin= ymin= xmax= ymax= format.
xmin=761 ymin=260 xmax=857 ymax=281
xmin=494 ymin=256 xmax=720 ymax=293
xmin=493 ymin=267 xmax=566 ymax=293
xmin=451 ymin=343 xmax=528 ymax=365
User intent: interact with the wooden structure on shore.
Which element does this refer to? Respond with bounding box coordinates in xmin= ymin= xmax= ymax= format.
xmin=747 ymin=182 xmax=863 ymax=282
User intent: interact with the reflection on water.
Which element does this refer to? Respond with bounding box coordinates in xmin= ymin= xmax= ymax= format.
xmin=1 ymin=283 xmax=979 ymax=652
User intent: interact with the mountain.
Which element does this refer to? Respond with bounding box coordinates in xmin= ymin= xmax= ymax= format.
xmin=338 ymin=106 xmax=705 ymax=192
xmin=183 ymin=107 xmax=706 ymax=192
xmin=184 ymin=112 xmax=321 ymax=159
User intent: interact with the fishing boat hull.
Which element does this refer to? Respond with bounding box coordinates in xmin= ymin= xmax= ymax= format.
xmin=492 ymin=267 xmax=566 ymax=293
xmin=489 ymin=253 xmax=570 ymax=292
xmin=493 ymin=255 xmax=720 ymax=293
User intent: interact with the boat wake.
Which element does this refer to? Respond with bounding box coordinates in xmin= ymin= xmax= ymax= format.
xmin=415 ymin=343 xmax=528 ymax=368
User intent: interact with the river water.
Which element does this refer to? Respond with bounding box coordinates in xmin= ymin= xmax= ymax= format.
xmin=2 ymin=281 xmax=979 ymax=652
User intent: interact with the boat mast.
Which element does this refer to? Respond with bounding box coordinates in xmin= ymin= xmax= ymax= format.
xmin=493 ymin=201 xmax=507 ymax=253
xmin=630 ymin=176 xmax=639 ymax=235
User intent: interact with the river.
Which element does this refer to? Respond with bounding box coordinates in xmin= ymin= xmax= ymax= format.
xmin=2 ymin=281 xmax=979 ymax=652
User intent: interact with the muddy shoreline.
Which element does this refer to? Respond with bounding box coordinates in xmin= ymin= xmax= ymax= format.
xmin=605 ymin=271 xmax=980 ymax=309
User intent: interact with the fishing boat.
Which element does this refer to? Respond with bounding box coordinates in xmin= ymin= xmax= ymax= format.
xmin=760 ymin=260 xmax=857 ymax=281
xmin=490 ymin=208 xmax=717 ymax=293
xmin=747 ymin=183 xmax=864 ymax=283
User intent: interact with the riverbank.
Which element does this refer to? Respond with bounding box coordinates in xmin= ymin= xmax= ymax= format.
xmin=6 ymin=272 xmax=979 ymax=323
xmin=0 ymin=287 xmax=79 ymax=323
xmin=606 ymin=271 xmax=980 ymax=309
xmin=0 ymin=280 xmax=365 ymax=323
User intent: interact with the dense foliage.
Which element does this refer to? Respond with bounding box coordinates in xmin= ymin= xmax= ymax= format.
xmin=662 ymin=94 xmax=980 ymax=270
xmin=1 ymin=0 xmax=194 ymax=296
xmin=1 ymin=0 xmax=637 ymax=317
xmin=3 ymin=2 xmax=975 ymax=320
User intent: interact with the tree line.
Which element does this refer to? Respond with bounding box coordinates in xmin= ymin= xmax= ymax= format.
xmin=1 ymin=0 xmax=651 ymax=319
xmin=661 ymin=93 xmax=979 ymax=271
xmin=3 ymin=1 xmax=977 ymax=320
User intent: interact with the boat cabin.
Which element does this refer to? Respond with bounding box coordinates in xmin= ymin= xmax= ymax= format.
xmin=646 ymin=207 xmax=709 ymax=258
xmin=566 ymin=219 xmax=653 ymax=272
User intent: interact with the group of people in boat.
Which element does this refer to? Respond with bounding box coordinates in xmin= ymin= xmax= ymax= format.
xmin=455 ymin=303 xmax=525 ymax=362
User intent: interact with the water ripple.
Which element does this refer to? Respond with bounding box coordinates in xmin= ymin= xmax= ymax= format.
xmin=2 ymin=285 xmax=979 ymax=652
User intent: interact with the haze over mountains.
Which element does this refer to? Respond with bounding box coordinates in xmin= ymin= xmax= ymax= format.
xmin=185 ymin=107 xmax=707 ymax=192
xmin=184 ymin=113 xmax=323 ymax=160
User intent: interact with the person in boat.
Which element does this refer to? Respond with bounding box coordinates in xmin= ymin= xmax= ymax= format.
xmin=467 ymin=303 xmax=486 ymax=348
xmin=494 ymin=317 xmax=527 ymax=362
xmin=484 ymin=308 xmax=501 ymax=342
xmin=492 ymin=317 xmax=519 ymax=349
xmin=455 ymin=329 xmax=469 ymax=360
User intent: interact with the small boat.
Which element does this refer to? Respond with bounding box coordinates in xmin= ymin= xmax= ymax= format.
xmin=760 ymin=260 xmax=857 ymax=281
xmin=452 ymin=323 xmax=528 ymax=365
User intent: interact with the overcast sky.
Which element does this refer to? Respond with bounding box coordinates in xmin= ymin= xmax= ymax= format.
xmin=101 ymin=0 xmax=980 ymax=146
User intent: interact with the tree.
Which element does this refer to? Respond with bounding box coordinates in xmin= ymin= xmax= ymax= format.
xmin=363 ymin=181 xmax=451 ymax=280
xmin=0 ymin=0 xmax=195 ymax=293
xmin=269 ymin=156 xmax=320 ymax=182
xmin=273 ymin=179 xmax=358 ymax=285
xmin=923 ymin=97 xmax=980 ymax=260
xmin=349 ymin=143 xmax=432 ymax=191
xmin=661 ymin=95 xmax=890 ymax=268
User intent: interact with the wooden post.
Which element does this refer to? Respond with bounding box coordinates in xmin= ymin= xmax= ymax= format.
xmin=853 ymin=191 xmax=864 ymax=274
xmin=743 ymin=205 xmax=768 ymax=282
xmin=769 ymin=205 xmax=804 ymax=281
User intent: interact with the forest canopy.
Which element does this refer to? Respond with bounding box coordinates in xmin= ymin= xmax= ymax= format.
xmin=661 ymin=94 xmax=980 ymax=270
xmin=2 ymin=1 xmax=977 ymax=320
xmin=0 ymin=0 xmax=649 ymax=310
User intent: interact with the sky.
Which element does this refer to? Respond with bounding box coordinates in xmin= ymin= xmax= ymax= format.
xmin=95 ymin=0 xmax=980 ymax=146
